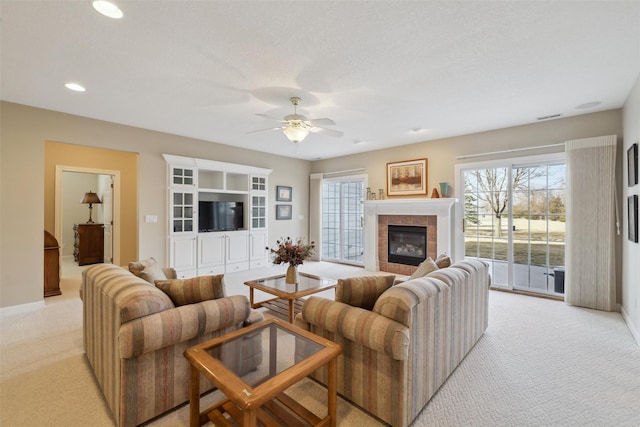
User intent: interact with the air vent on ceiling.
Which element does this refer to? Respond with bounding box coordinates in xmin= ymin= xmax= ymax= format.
xmin=537 ymin=114 xmax=563 ymax=121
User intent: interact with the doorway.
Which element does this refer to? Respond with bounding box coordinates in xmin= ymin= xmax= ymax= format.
xmin=457 ymin=154 xmax=566 ymax=296
xmin=54 ymin=166 xmax=121 ymax=268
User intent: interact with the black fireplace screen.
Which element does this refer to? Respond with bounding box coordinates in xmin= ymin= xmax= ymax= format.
xmin=388 ymin=225 xmax=427 ymax=266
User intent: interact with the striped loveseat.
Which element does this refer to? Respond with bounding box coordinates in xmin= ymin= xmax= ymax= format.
xmin=81 ymin=263 xmax=263 ymax=427
xmin=295 ymin=258 xmax=490 ymax=426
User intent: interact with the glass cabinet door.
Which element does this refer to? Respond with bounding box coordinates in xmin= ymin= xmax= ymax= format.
xmin=251 ymin=195 xmax=266 ymax=229
xmin=172 ymin=166 xmax=195 ymax=186
xmin=171 ymin=190 xmax=194 ymax=233
xmin=251 ymin=175 xmax=266 ymax=191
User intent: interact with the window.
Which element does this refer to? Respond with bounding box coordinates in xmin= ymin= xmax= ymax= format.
xmin=321 ymin=177 xmax=365 ymax=265
xmin=460 ymin=154 xmax=566 ymax=295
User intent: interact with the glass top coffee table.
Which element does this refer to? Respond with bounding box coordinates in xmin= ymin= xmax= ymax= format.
xmin=184 ymin=317 xmax=342 ymax=427
xmin=244 ymin=272 xmax=337 ymax=322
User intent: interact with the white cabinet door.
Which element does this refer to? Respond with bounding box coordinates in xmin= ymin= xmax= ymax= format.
xmin=169 ymin=236 xmax=197 ymax=272
xmin=226 ymin=231 xmax=249 ymax=264
xmin=249 ymin=230 xmax=268 ymax=263
xmin=198 ymin=233 xmax=225 ymax=267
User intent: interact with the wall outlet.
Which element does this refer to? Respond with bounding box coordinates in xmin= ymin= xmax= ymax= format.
xmin=145 ymin=215 xmax=158 ymax=223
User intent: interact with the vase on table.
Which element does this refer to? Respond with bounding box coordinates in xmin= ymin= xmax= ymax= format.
xmin=285 ymin=264 xmax=298 ymax=284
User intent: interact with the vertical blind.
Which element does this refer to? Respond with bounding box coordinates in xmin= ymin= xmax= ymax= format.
xmin=565 ymin=135 xmax=617 ymax=311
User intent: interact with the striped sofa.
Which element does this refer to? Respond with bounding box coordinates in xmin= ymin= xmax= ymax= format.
xmin=295 ymin=258 xmax=490 ymax=427
xmin=81 ymin=263 xmax=263 ymax=427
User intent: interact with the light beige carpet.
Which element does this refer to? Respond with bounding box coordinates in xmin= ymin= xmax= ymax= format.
xmin=1 ymin=258 xmax=639 ymax=426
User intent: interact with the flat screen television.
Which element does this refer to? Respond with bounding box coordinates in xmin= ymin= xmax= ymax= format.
xmin=198 ymin=201 xmax=244 ymax=232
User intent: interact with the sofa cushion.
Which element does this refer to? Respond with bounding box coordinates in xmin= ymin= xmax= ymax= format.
xmin=129 ymin=257 xmax=167 ymax=283
xmin=409 ymin=257 xmax=439 ymax=279
xmin=155 ymin=275 xmax=226 ymax=306
xmin=336 ymin=275 xmax=395 ymax=311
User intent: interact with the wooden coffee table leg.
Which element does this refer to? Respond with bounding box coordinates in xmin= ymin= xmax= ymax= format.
xmin=189 ymin=365 xmax=200 ymax=427
xmin=328 ymin=358 xmax=337 ymax=427
xmin=288 ymin=298 xmax=294 ymax=323
xmin=241 ymin=408 xmax=257 ymax=426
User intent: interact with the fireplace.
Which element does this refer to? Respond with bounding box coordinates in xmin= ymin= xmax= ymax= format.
xmin=387 ymin=225 xmax=427 ymax=266
xmin=363 ymin=199 xmax=458 ymax=274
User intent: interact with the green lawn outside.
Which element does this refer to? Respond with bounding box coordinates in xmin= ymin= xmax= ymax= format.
xmin=465 ymin=240 xmax=565 ymax=267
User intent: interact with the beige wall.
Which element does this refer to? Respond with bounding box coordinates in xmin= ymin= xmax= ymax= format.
xmin=44 ymin=141 xmax=139 ymax=263
xmin=1 ymin=101 xmax=310 ymax=308
xmin=0 ymin=100 xmax=632 ymax=314
xmin=312 ymin=110 xmax=623 ymax=195
xmin=622 ymin=74 xmax=640 ymax=345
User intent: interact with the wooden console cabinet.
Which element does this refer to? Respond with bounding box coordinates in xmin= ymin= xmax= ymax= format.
xmin=74 ymin=223 xmax=105 ymax=266
xmin=44 ymin=230 xmax=61 ymax=297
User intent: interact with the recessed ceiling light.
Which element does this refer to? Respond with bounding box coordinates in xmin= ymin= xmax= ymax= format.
xmin=575 ymin=101 xmax=602 ymax=110
xmin=65 ymin=82 xmax=86 ymax=92
xmin=92 ymin=1 xmax=123 ymax=19
xmin=353 ymin=139 xmax=363 ymax=144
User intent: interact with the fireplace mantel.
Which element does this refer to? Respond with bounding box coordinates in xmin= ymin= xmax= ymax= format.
xmin=364 ymin=198 xmax=458 ymax=272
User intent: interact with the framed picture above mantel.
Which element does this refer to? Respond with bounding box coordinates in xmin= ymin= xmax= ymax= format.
xmin=386 ymin=158 xmax=428 ymax=196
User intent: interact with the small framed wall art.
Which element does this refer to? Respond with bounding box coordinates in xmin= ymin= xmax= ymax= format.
xmin=386 ymin=158 xmax=428 ymax=196
xmin=276 ymin=185 xmax=292 ymax=202
xmin=628 ymin=143 xmax=638 ymax=187
xmin=276 ymin=204 xmax=292 ymax=220
xmin=629 ymin=195 xmax=638 ymax=243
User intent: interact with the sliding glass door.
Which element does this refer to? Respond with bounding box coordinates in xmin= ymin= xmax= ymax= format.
xmin=321 ymin=177 xmax=365 ymax=265
xmin=461 ymin=155 xmax=566 ymax=295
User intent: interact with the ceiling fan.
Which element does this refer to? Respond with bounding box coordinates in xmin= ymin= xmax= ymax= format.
xmin=250 ymin=97 xmax=343 ymax=143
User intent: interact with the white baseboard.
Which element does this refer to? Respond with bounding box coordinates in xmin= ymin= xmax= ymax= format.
xmin=0 ymin=300 xmax=45 ymax=317
xmin=620 ymin=305 xmax=640 ymax=347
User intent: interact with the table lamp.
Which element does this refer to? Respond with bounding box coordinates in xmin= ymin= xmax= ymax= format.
xmin=81 ymin=191 xmax=102 ymax=223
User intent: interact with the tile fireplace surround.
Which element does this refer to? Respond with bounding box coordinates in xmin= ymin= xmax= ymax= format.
xmin=363 ymin=198 xmax=458 ymax=274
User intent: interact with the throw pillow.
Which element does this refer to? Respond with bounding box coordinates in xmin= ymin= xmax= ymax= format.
xmin=139 ymin=262 xmax=168 ymax=284
xmin=336 ymin=275 xmax=395 ymax=311
xmin=129 ymin=257 xmax=159 ymax=279
xmin=155 ymin=274 xmax=226 ymax=306
xmin=409 ymin=257 xmax=439 ymax=280
xmin=435 ymin=253 xmax=451 ymax=269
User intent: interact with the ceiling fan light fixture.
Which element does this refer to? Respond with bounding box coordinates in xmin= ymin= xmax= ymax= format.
xmin=283 ymin=122 xmax=309 ymax=143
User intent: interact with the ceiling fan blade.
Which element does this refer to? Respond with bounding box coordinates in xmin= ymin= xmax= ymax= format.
xmin=256 ymin=113 xmax=286 ymax=122
xmin=306 ymin=118 xmax=336 ymax=126
xmin=247 ymin=126 xmax=284 ymax=134
xmin=310 ymin=126 xmax=344 ymax=138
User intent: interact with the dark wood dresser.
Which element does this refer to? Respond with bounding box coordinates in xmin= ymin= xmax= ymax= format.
xmin=44 ymin=230 xmax=61 ymax=297
xmin=74 ymin=223 xmax=105 ymax=266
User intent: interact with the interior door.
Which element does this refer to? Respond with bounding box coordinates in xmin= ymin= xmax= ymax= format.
xmin=100 ymin=176 xmax=113 ymax=263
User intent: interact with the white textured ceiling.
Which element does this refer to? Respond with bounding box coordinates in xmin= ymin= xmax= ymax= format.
xmin=2 ymin=1 xmax=639 ymax=160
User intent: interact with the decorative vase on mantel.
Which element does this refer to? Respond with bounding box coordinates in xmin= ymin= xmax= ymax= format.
xmin=439 ymin=182 xmax=449 ymax=198
xmin=285 ymin=263 xmax=298 ymax=284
